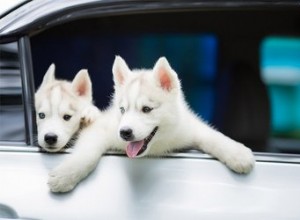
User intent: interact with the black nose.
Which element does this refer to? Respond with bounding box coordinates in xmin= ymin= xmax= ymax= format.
xmin=44 ymin=133 xmax=58 ymax=145
xmin=120 ymin=127 xmax=133 ymax=141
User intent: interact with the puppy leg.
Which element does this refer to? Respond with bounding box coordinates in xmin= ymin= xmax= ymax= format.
xmin=48 ymin=123 xmax=109 ymax=193
xmin=193 ymin=120 xmax=255 ymax=174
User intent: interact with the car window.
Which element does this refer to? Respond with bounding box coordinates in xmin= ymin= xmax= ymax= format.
xmin=30 ymin=10 xmax=300 ymax=154
xmin=0 ymin=42 xmax=26 ymax=143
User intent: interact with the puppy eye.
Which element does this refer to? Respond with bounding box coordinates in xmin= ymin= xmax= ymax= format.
xmin=63 ymin=114 xmax=72 ymax=121
xmin=120 ymin=107 xmax=125 ymax=114
xmin=38 ymin=113 xmax=45 ymax=119
xmin=142 ymin=106 xmax=153 ymax=113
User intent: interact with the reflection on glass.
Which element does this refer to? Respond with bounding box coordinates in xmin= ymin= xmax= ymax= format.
xmin=0 ymin=42 xmax=25 ymax=142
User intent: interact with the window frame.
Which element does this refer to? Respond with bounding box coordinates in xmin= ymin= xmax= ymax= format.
xmin=0 ymin=36 xmax=36 ymax=149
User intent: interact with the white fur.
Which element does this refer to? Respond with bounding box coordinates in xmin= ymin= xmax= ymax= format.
xmin=48 ymin=57 xmax=255 ymax=193
xmin=35 ymin=64 xmax=100 ymax=152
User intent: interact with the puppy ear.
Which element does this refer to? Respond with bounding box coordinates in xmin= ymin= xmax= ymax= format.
xmin=112 ymin=56 xmax=131 ymax=88
xmin=72 ymin=69 xmax=92 ymax=102
xmin=153 ymin=57 xmax=179 ymax=91
xmin=40 ymin=63 xmax=55 ymax=88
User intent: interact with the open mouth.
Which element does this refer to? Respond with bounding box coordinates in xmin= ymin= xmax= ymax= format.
xmin=126 ymin=126 xmax=158 ymax=158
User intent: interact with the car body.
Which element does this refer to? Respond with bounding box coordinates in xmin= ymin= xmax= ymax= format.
xmin=0 ymin=1 xmax=300 ymax=219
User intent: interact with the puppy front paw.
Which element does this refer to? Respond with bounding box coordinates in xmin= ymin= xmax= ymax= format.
xmin=224 ymin=144 xmax=255 ymax=174
xmin=48 ymin=167 xmax=78 ymax=193
xmin=81 ymin=105 xmax=100 ymax=126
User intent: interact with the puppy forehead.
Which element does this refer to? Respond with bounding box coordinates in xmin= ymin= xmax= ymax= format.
xmin=50 ymin=86 xmax=62 ymax=106
xmin=56 ymin=91 xmax=79 ymax=113
xmin=121 ymin=77 xmax=147 ymax=105
xmin=36 ymin=96 xmax=50 ymax=112
xmin=127 ymin=79 xmax=141 ymax=98
xmin=121 ymin=74 xmax=160 ymax=104
xmin=41 ymin=85 xmax=76 ymax=113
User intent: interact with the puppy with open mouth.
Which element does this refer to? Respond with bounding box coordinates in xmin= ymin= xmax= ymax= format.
xmin=47 ymin=56 xmax=255 ymax=193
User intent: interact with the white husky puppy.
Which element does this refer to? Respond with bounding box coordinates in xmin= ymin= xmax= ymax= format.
xmin=35 ymin=64 xmax=99 ymax=152
xmin=48 ymin=56 xmax=255 ymax=193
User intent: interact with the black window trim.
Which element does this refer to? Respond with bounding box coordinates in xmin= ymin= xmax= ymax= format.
xmin=1 ymin=0 xmax=300 ymax=44
xmin=18 ymin=36 xmax=36 ymax=147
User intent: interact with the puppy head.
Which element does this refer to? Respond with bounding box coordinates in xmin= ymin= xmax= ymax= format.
xmin=112 ymin=56 xmax=181 ymax=157
xmin=35 ymin=64 xmax=93 ymax=152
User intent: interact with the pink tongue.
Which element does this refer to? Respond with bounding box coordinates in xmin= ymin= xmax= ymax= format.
xmin=126 ymin=140 xmax=144 ymax=158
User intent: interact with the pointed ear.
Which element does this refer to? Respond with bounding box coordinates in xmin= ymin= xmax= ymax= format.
xmin=40 ymin=63 xmax=55 ymax=88
xmin=153 ymin=57 xmax=179 ymax=91
xmin=112 ymin=56 xmax=131 ymax=87
xmin=72 ymin=69 xmax=92 ymax=102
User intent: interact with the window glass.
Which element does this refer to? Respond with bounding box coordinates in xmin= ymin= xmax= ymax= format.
xmin=261 ymin=37 xmax=300 ymax=153
xmin=0 ymin=42 xmax=25 ymax=142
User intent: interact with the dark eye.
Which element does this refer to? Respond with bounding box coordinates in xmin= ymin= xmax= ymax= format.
xmin=142 ymin=106 xmax=153 ymax=113
xmin=120 ymin=107 xmax=125 ymax=114
xmin=38 ymin=113 xmax=45 ymax=119
xmin=63 ymin=114 xmax=72 ymax=121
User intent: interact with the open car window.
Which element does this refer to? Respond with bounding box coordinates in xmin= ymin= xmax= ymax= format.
xmin=29 ymin=9 xmax=300 ymax=155
xmin=0 ymin=1 xmax=299 ymax=156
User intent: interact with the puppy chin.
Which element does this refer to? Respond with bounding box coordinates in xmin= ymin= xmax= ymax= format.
xmin=39 ymin=143 xmax=65 ymax=153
